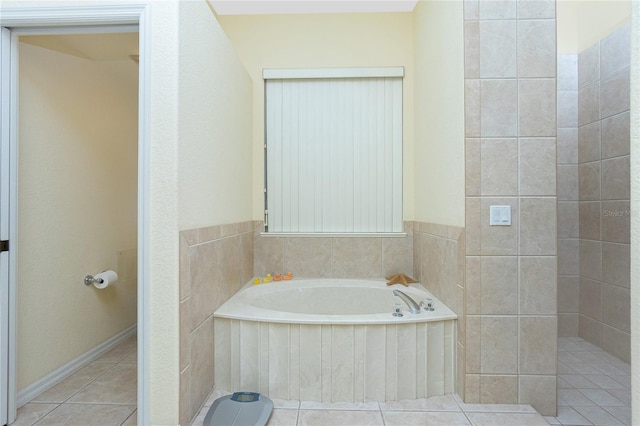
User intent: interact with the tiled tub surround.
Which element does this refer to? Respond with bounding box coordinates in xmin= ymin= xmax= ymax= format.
xmin=575 ymin=24 xmax=631 ymax=363
xmin=179 ymin=221 xmax=255 ymax=426
xmin=464 ymin=0 xmax=558 ymax=415
xmin=214 ymin=278 xmax=456 ymax=402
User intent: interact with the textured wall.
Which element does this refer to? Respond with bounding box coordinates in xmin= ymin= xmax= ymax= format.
xmin=575 ymin=24 xmax=631 ymax=363
xmin=463 ymin=0 xmax=558 ymax=415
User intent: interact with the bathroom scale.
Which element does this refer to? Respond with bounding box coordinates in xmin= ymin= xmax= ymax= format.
xmin=203 ymin=392 xmax=273 ymax=426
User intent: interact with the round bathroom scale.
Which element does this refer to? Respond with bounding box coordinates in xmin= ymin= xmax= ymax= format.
xmin=203 ymin=392 xmax=273 ymax=426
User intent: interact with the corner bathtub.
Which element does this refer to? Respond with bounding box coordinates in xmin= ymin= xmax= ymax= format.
xmin=214 ymin=278 xmax=457 ymax=403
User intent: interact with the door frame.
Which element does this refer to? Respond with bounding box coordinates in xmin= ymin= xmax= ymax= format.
xmin=0 ymin=5 xmax=151 ymax=425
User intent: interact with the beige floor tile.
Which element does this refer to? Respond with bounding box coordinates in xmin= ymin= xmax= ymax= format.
xmin=578 ymin=388 xmax=626 ymax=407
xmin=34 ymin=404 xmax=135 ymax=426
xmin=465 ymin=412 xmax=549 ymax=426
xmin=271 ymin=399 xmax=300 ymax=410
xmin=603 ymin=406 xmax=632 ymax=426
xmin=582 ymin=374 xmax=626 ymax=390
xmin=10 ymin=403 xmax=59 ymax=426
xmin=558 ymin=389 xmax=596 ymax=406
xmin=555 ymin=405 xmax=591 ymax=425
xmin=383 ymin=411 xmax=471 ymax=425
xmin=120 ymin=410 xmax=137 ymax=426
xmin=67 ymin=363 xmax=136 ymax=405
xmin=31 ymin=363 xmax=115 ymax=403
xmin=96 ymin=336 xmax=137 ymax=363
xmin=265 ymin=409 xmax=298 ymax=426
xmin=573 ymin=405 xmax=623 ymax=425
xmin=379 ymin=394 xmax=460 ymax=412
xmin=299 ymin=401 xmax=379 ymax=411
xmin=297 ymin=409 xmax=383 ymax=426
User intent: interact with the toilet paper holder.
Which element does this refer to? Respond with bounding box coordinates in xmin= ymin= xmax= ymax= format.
xmin=84 ymin=274 xmax=104 ymax=286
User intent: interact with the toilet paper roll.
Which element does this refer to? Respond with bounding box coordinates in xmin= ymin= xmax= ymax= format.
xmin=93 ymin=270 xmax=118 ymax=289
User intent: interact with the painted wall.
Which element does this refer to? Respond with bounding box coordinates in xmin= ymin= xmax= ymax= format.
xmin=216 ymin=12 xmax=415 ymax=222
xmin=557 ymin=0 xmax=631 ymax=54
xmin=17 ymin=42 xmax=138 ymax=390
xmin=178 ymin=1 xmax=253 ymax=231
xmin=413 ymin=0 xmax=465 ymax=227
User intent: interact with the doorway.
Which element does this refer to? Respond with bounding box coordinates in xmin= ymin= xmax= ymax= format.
xmin=0 ymin=5 xmax=151 ymax=426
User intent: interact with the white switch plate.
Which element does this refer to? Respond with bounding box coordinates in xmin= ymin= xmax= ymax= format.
xmin=490 ymin=205 xmax=511 ymax=226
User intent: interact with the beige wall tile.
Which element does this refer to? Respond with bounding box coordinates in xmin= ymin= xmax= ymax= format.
xmin=519 ymin=138 xmax=556 ymax=196
xmin=578 ymin=43 xmax=599 ymax=89
xmin=557 ymin=276 xmax=580 ymax=313
xmin=600 ymin=24 xmax=630 ymax=79
xmin=465 ymin=80 xmax=481 ymax=138
xmin=465 ymin=374 xmax=480 ymax=403
xmin=600 ymin=67 xmax=630 ymax=119
xmin=557 ymin=128 xmax=578 ymax=165
xmin=480 ymin=79 xmax=518 ymax=137
xmin=579 ymin=278 xmax=602 ymax=321
xmin=466 ymin=138 xmax=481 ymax=196
xmin=601 ymin=201 xmax=630 ymax=243
xmin=480 ymin=20 xmax=517 ymax=78
xmin=578 ymin=82 xmax=600 ymax=126
xmin=518 ymin=20 xmax=556 ymax=78
xmin=518 ymin=79 xmax=556 ymax=137
xmin=481 ymin=316 xmax=518 ymax=374
xmin=602 ymin=242 xmax=630 ymax=287
xmin=579 ymin=314 xmax=603 ymax=347
xmin=382 ymin=235 xmax=413 ymax=278
xmin=601 ymin=325 xmax=631 ymax=363
xmin=578 ymin=121 xmax=601 ymax=164
xmin=519 ymin=316 xmax=557 ymax=374
xmin=481 ymin=197 xmax=518 ymax=255
xmin=518 ymin=1 xmax=555 ymax=18
xmin=579 ymin=240 xmax=602 ymax=281
xmin=558 ymin=201 xmax=579 ymax=238
xmin=519 ymin=197 xmax=557 ymax=255
xmin=481 ymin=256 xmax=518 ymax=314
xmin=558 ymin=313 xmax=579 ymax=337
xmin=557 ymin=165 xmax=578 ymax=201
xmin=180 ymin=366 xmax=191 ymax=426
xmin=188 ymin=242 xmax=221 ymax=330
xmin=602 ymin=283 xmax=630 ymax=333
xmin=557 ymin=91 xmax=578 ymax=128
xmin=579 ymin=201 xmax=601 ymax=241
xmin=478 ymin=0 xmax=516 ymax=19
xmin=466 ymin=197 xmax=481 ymax=255
xmin=519 ymin=375 xmax=557 ymax=416
xmin=578 ymin=162 xmax=601 ymax=201
xmin=481 ymin=139 xmax=518 ymax=195
xmin=601 ymin=111 xmax=630 ymax=159
xmin=558 ymin=239 xmax=579 ymax=275
xmin=180 ymin=299 xmax=191 ymax=372
xmin=601 ymin=156 xmax=630 ymax=200
xmin=466 ymin=256 xmax=481 ymax=314
xmin=466 ymin=316 xmax=481 ymax=374
xmin=480 ymin=375 xmax=518 ymax=404
xmin=520 ymin=256 xmax=557 ymax=315
xmin=283 ymin=237 xmax=332 ymax=277
xmin=254 ymin=234 xmax=284 ymax=276
xmin=558 ymin=54 xmax=578 ymax=91
xmin=189 ymin=317 xmax=214 ymax=421
xmin=332 ymin=238 xmax=382 ymax=278
xmin=465 ymin=21 xmax=480 ymax=78
xmin=180 ymin=234 xmax=191 ymax=301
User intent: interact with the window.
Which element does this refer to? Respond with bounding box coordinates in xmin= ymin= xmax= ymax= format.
xmin=264 ymin=67 xmax=403 ymax=234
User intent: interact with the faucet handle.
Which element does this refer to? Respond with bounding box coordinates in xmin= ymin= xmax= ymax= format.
xmin=420 ymin=298 xmax=435 ymax=311
xmin=392 ymin=303 xmax=404 ymax=317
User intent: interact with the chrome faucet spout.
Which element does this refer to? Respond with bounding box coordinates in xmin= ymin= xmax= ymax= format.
xmin=393 ymin=289 xmax=421 ymax=314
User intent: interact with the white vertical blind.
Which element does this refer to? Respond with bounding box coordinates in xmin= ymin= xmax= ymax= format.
xmin=265 ymin=72 xmax=403 ymax=233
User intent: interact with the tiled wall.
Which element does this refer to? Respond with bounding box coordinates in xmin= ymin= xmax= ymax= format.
xmin=557 ymin=54 xmax=580 ymax=336
xmin=253 ymin=222 xmax=413 ymax=278
xmin=179 ymin=222 xmax=255 ymax=425
xmin=576 ymin=24 xmax=631 ymax=363
xmin=413 ymin=222 xmax=466 ymax=399
xmin=463 ymin=0 xmax=558 ymax=416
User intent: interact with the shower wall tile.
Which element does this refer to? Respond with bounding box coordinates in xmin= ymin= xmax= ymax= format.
xmin=517 ymin=0 xmax=555 ymax=19
xmin=601 ymin=156 xmax=630 ymax=200
xmin=518 ymin=79 xmax=556 ymax=137
xmin=558 ymin=239 xmax=579 ymax=275
xmin=557 ymin=276 xmax=580 ymax=313
xmin=465 ymin=80 xmax=481 ymax=137
xmin=480 ymin=375 xmax=518 ymax=404
xmin=479 ymin=20 xmax=517 ymax=78
xmin=558 ymin=54 xmax=578 ymax=91
xmin=600 ymin=24 xmax=630 ymax=79
xmin=480 ymin=138 xmax=518 ymax=195
xmin=480 ymin=256 xmax=518 ymax=315
xmin=602 ymin=242 xmax=630 ymax=287
xmin=557 ymin=165 xmax=579 ymax=201
xmin=466 ymin=197 xmax=481 ymax=255
xmin=578 ymin=82 xmax=600 ymax=126
xmin=557 ymin=91 xmax=578 ymax=127
xmin=601 ymin=326 xmax=631 ymax=364
xmin=519 ymin=197 xmax=557 ymax=255
xmin=601 ymin=111 xmax=630 ymax=158
xmin=519 ymin=138 xmax=556 ymax=196
xmin=557 ymin=128 xmax=578 ymax=164
xmin=464 ymin=21 xmax=480 ymax=78
xmin=519 ymin=316 xmax=557 ymax=374
xmin=578 ymin=43 xmax=600 ymax=88
xmin=578 ymin=162 xmax=601 ymax=201
xmin=578 ymin=201 xmax=601 ymax=241
xmin=518 ymin=375 xmax=557 ymax=416
xmin=600 ymin=67 xmax=630 ymax=119
xmin=601 ymin=201 xmax=630 ymax=243
xmin=480 ymin=79 xmax=518 ymax=137
xmin=518 ymin=20 xmax=556 ymax=78
xmin=558 ymin=313 xmax=579 ymax=337
xmin=578 ymin=121 xmax=601 ymax=164
xmin=478 ymin=0 xmax=516 ymax=19
xmin=579 ymin=278 xmax=602 ymax=321
xmin=480 ymin=197 xmax=519 ymax=255
xmin=558 ymin=201 xmax=579 ymax=238
xmin=601 ymin=284 xmax=630 ymax=333
xmin=579 ymin=314 xmax=603 ymax=347
xmin=466 ymin=139 xmax=481 ymax=196
xmin=481 ymin=316 xmax=518 ymax=374
xmin=580 ymin=240 xmax=602 ymax=281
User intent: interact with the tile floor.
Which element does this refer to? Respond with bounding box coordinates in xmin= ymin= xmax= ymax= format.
xmin=547 ymin=336 xmax=632 ymax=426
xmin=12 ymin=335 xmax=632 ymax=426
xmin=11 ymin=334 xmax=137 ymax=426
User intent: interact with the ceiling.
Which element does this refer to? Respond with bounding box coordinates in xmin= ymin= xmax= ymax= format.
xmin=211 ymin=0 xmax=419 ymax=15
xmin=20 ymin=32 xmax=139 ymax=62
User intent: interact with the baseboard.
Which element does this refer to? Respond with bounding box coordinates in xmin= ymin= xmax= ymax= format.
xmin=17 ymin=324 xmax=137 ymax=407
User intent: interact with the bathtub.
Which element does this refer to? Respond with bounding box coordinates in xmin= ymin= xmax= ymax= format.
xmin=214 ymin=278 xmax=457 ymax=402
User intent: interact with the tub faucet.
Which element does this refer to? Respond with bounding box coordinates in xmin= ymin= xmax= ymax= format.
xmin=393 ymin=289 xmax=421 ymax=314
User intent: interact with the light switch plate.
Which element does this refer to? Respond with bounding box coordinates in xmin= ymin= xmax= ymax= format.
xmin=490 ymin=205 xmax=511 ymax=226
